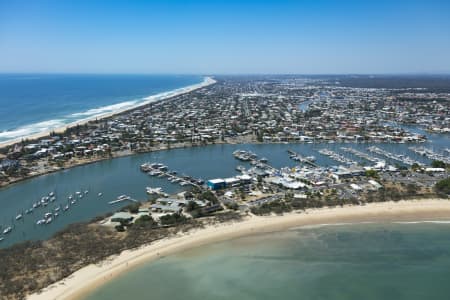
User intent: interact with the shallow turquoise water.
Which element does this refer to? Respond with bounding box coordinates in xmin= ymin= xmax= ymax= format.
xmin=84 ymin=223 xmax=450 ymax=300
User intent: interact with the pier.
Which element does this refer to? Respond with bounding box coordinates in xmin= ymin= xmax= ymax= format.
xmin=318 ymin=149 xmax=358 ymax=166
xmin=409 ymin=147 xmax=450 ymax=164
xmin=340 ymin=147 xmax=381 ymax=163
xmin=108 ymin=195 xmax=138 ymax=205
xmin=368 ymin=146 xmax=423 ymax=166
xmin=140 ymin=163 xmax=203 ymax=188
xmin=287 ymin=149 xmax=319 ymax=167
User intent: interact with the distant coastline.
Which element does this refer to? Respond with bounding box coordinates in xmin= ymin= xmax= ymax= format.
xmin=27 ymin=199 xmax=450 ymax=300
xmin=0 ymin=76 xmax=216 ymax=148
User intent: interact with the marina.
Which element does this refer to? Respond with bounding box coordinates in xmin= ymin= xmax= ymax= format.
xmin=0 ymin=136 xmax=448 ymax=248
xmin=287 ymin=149 xmax=318 ymax=167
xmin=367 ymin=146 xmax=424 ymax=166
xmin=318 ymin=148 xmax=358 ymax=166
xmin=409 ymin=146 xmax=450 ymax=164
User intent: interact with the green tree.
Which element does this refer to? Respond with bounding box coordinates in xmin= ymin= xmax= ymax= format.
xmin=434 ymin=177 xmax=450 ymax=195
xmin=431 ymin=160 xmax=446 ymax=168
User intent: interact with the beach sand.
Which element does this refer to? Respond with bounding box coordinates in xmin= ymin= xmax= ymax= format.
xmin=0 ymin=77 xmax=216 ymax=149
xmin=27 ymin=199 xmax=450 ymax=300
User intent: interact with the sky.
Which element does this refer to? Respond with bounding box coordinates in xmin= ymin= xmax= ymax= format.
xmin=0 ymin=0 xmax=450 ymax=74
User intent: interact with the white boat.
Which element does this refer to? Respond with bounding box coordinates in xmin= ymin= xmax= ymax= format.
xmin=15 ymin=214 xmax=23 ymax=220
xmin=49 ymin=192 xmax=55 ymax=197
xmin=45 ymin=218 xmax=52 ymax=224
xmin=36 ymin=219 xmax=45 ymax=225
xmin=84 ymin=190 xmax=89 ymax=194
xmin=0 ymin=237 xmax=4 ymax=242
xmin=146 ymin=187 xmax=163 ymax=195
xmin=68 ymin=195 xmax=73 ymax=200
xmin=3 ymin=226 xmax=12 ymax=234
xmin=63 ymin=205 xmax=69 ymax=211
xmin=98 ymin=193 xmax=103 ymax=197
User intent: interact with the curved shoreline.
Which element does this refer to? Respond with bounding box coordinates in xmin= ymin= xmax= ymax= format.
xmin=0 ymin=76 xmax=216 ymax=148
xmin=27 ymin=199 xmax=450 ymax=300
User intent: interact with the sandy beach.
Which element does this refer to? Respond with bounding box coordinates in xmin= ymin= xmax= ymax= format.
xmin=0 ymin=76 xmax=216 ymax=149
xmin=27 ymin=198 xmax=450 ymax=300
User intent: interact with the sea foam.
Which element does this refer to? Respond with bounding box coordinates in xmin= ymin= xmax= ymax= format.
xmin=0 ymin=77 xmax=212 ymax=143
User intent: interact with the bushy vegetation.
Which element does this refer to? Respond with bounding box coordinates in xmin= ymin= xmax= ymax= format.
xmin=250 ymin=200 xmax=292 ymax=215
xmin=434 ymin=177 xmax=450 ymax=196
xmin=160 ymin=213 xmax=188 ymax=226
xmin=431 ymin=160 xmax=447 ymax=169
xmin=0 ymin=216 xmax=202 ymax=300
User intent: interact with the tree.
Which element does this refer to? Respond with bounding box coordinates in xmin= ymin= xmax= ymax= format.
xmin=431 ymin=160 xmax=446 ymax=168
xmin=186 ymin=200 xmax=199 ymax=212
xmin=160 ymin=213 xmax=188 ymax=226
xmin=434 ymin=177 xmax=450 ymax=196
xmin=411 ymin=163 xmax=421 ymax=171
xmin=365 ymin=169 xmax=379 ymax=178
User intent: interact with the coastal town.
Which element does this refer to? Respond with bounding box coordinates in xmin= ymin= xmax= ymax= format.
xmin=0 ymin=76 xmax=448 ymax=188
xmin=0 ymin=76 xmax=449 ymax=300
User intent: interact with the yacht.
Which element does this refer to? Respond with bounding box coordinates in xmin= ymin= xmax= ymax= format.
xmin=146 ymin=187 xmax=163 ymax=195
xmin=3 ymin=226 xmax=12 ymax=234
xmin=15 ymin=214 xmax=23 ymax=221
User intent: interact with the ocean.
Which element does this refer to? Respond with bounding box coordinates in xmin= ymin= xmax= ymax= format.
xmin=83 ymin=223 xmax=450 ymax=300
xmin=0 ymin=74 xmax=204 ymax=143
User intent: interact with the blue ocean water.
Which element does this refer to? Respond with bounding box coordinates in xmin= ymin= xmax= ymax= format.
xmin=0 ymin=74 xmax=203 ymax=142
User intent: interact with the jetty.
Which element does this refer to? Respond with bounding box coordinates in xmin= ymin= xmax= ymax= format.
xmin=140 ymin=163 xmax=203 ymax=188
xmin=287 ymin=149 xmax=318 ymax=167
xmin=108 ymin=195 xmax=138 ymax=205
xmin=317 ymin=149 xmax=358 ymax=166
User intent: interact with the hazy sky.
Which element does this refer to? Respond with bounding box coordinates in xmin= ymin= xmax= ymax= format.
xmin=1 ymin=0 xmax=450 ymax=74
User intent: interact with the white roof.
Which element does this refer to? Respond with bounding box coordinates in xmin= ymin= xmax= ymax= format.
xmin=208 ymin=178 xmax=225 ymax=184
xmin=425 ymin=168 xmax=445 ymax=172
xmin=350 ymin=183 xmax=363 ymax=190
